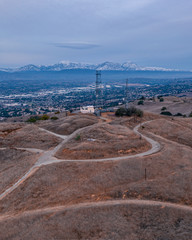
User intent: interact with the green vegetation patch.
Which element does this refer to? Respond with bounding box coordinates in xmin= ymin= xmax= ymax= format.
xmin=40 ymin=114 xmax=50 ymax=120
xmin=26 ymin=114 xmax=50 ymax=122
xmin=75 ymin=135 xmax=81 ymax=141
xmin=51 ymin=116 xmax=58 ymax=120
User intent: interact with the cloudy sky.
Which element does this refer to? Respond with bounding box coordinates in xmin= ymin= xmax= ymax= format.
xmin=1 ymin=0 xmax=192 ymax=69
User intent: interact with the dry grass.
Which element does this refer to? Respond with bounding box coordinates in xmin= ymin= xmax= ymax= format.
xmin=1 ymin=130 xmax=192 ymax=216
xmin=55 ymin=123 xmax=150 ymax=159
xmin=142 ymin=118 xmax=192 ymax=147
xmin=0 ymin=123 xmax=61 ymax=150
xmin=0 ymin=149 xmax=39 ymax=195
xmin=0 ymin=123 xmax=24 ymax=137
xmin=38 ymin=114 xmax=99 ymax=135
xmin=1 ymin=202 xmax=192 ymax=240
xmin=1 ymin=113 xmax=192 ymax=239
xmin=130 ymin=96 xmax=192 ymax=115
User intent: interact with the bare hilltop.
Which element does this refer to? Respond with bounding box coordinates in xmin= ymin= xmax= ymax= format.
xmin=0 ymin=110 xmax=192 ymax=239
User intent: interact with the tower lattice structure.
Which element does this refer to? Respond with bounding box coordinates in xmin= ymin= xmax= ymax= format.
xmin=95 ymin=70 xmax=103 ymax=109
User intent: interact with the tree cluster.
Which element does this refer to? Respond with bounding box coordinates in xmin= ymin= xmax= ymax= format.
xmin=26 ymin=114 xmax=50 ymax=123
xmin=115 ymin=107 xmax=143 ymax=118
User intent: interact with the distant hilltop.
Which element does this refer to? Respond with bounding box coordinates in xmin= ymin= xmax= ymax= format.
xmin=0 ymin=61 xmax=185 ymax=73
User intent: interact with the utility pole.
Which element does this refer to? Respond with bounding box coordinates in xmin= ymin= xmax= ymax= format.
xmin=145 ymin=168 xmax=147 ymax=180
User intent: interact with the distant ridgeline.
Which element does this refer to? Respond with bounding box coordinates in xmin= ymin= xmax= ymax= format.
xmin=0 ymin=61 xmax=190 ymax=73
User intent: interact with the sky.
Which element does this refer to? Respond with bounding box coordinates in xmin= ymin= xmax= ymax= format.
xmin=0 ymin=0 xmax=192 ymax=70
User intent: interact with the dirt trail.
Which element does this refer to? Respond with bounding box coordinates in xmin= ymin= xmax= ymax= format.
xmin=0 ymin=120 xmax=161 ymax=201
xmin=1 ymin=199 xmax=192 ymax=221
xmin=1 ymin=118 xmax=192 ymax=239
xmin=38 ymin=127 xmax=68 ymax=139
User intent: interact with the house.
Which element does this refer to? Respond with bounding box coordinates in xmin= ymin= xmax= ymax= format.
xmin=80 ymin=106 xmax=95 ymax=114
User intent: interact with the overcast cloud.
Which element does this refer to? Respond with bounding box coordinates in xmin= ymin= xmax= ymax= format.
xmin=0 ymin=0 xmax=192 ymax=69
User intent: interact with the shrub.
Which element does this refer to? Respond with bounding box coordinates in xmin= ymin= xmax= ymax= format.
xmin=159 ymin=97 xmax=164 ymax=102
xmin=138 ymin=100 xmax=144 ymax=105
xmin=189 ymin=112 xmax=192 ymax=117
xmin=40 ymin=114 xmax=50 ymax=120
xmin=75 ymin=135 xmax=81 ymax=141
xmin=161 ymin=111 xmax=172 ymax=116
xmin=26 ymin=117 xmax=37 ymax=123
xmin=55 ymin=111 xmax=60 ymax=114
xmin=26 ymin=116 xmax=40 ymax=123
xmin=51 ymin=116 xmax=58 ymax=120
xmin=174 ymin=113 xmax=183 ymax=116
xmin=161 ymin=107 xmax=167 ymax=111
xmin=135 ymin=108 xmax=143 ymax=117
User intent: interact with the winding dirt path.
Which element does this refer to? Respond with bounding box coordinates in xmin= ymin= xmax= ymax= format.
xmin=1 ymin=199 xmax=192 ymax=222
xmin=38 ymin=127 xmax=68 ymax=139
xmin=1 ymin=119 xmax=192 ymax=227
xmin=0 ymin=120 xmax=161 ymax=201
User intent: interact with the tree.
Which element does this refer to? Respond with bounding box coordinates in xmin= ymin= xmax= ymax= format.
xmin=115 ymin=108 xmax=127 ymax=116
xmin=115 ymin=107 xmax=143 ymax=118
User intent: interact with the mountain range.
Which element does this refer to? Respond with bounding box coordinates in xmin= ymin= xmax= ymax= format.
xmin=0 ymin=61 xmax=182 ymax=72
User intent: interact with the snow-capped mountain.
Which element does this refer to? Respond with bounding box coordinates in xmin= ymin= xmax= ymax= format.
xmin=18 ymin=64 xmax=42 ymax=72
xmin=96 ymin=62 xmax=124 ymax=71
xmin=95 ymin=61 xmax=178 ymax=71
xmin=0 ymin=61 xmax=179 ymax=72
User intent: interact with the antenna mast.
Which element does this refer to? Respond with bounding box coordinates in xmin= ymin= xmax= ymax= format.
xmin=125 ymin=78 xmax=129 ymax=109
xmin=95 ymin=70 xmax=102 ymax=109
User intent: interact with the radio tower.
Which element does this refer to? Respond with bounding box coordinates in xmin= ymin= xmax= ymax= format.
xmin=125 ymin=78 xmax=129 ymax=109
xmin=95 ymin=70 xmax=102 ymax=109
